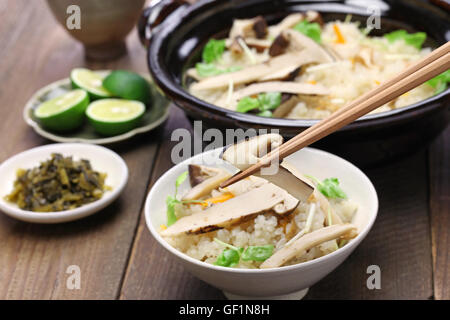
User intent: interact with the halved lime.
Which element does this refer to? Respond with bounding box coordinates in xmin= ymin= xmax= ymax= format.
xmin=71 ymin=68 xmax=113 ymax=99
xmin=86 ymin=99 xmax=145 ymax=136
xmin=102 ymin=70 xmax=151 ymax=104
xmin=34 ymin=89 xmax=89 ymax=132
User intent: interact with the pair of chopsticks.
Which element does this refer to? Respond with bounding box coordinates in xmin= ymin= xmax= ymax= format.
xmin=221 ymin=41 xmax=450 ymax=188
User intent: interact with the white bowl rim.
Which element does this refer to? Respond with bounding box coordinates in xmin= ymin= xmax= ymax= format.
xmin=0 ymin=143 xmax=129 ymax=222
xmin=145 ymin=147 xmax=378 ymax=274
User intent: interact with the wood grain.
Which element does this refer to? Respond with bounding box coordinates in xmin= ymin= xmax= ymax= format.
xmin=429 ymin=126 xmax=450 ymax=300
xmin=119 ymin=107 xmax=225 ymax=300
xmin=0 ymin=0 xmax=160 ymax=299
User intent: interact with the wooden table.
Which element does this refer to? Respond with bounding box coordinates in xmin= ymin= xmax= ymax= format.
xmin=0 ymin=0 xmax=448 ymax=300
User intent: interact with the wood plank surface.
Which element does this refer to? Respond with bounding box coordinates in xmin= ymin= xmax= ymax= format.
xmin=429 ymin=126 xmax=450 ymax=300
xmin=0 ymin=0 xmax=160 ymax=299
xmin=0 ymin=0 xmax=448 ymax=301
xmin=120 ymin=107 xmax=225 ymax=300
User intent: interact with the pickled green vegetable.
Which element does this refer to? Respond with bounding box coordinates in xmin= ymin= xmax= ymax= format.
xmin=5 ymin=153 xmax=110 ymax=212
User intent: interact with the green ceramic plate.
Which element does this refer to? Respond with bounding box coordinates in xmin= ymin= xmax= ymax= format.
xmin=23 ymin=71 xmax=170 ymax=145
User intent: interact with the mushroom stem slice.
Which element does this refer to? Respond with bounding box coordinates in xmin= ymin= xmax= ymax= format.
xmin=216 ymin=81 xmax=328 ymax=112
xmin=221 ymin=134 xmax=314 ymax=203
xmin=161 ymin=183 xmax=299 ymax=237
xmin=190 ymin=52 xmax=317 ymax=91
xmin=182 ymin=166 xmax=232 ymax=201
xmin=260 ymin=224 xmax=358 ymax=268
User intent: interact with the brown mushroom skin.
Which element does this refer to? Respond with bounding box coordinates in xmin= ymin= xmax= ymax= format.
xmin=230 ymin=36 xmax=244 ymax=55
xmin=188 ymin=164 xmax=205 ymax=187
xmin=306 ymin=11 xmax=324 ymax=26
xmin=253 ymin=16 xmax=268 ymax=39
xmin=269 ymin=33 xmax=289 ymax=56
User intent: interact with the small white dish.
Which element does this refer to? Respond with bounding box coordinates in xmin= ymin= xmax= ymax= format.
xmin=0 ymin=143 xmax=128 ymax=223
xmin=145 ymin=147 xmax=378 ymax=299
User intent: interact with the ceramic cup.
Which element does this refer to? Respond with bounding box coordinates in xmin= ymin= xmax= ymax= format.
xmin=46 ymin=0 xmax=146 ymax=61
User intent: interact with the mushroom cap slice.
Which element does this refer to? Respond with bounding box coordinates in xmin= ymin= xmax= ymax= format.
xmin=190 ymin=51 xmax=318 ymax=91
xmin=260 ymin=223 xmax=357 ymax=268
xmin=182 ymin=166 xmax=232 ymax=201
xmin=221 ymin=134 xmax=314 ymax=203
xmin=161 ymin=183 xmax=299 ymax=237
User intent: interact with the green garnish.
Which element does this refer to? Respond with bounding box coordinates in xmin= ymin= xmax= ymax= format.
xmin=426 ymin=69 xmax=450 ymax=94
xmin=384 ymin=30 xmax=426 ymax=49
xmin=257 ymin=110 xmax=273 ymax=117
xmin=241 ymin=245 xmax=274 ymax=261
xmin=236 ymin=92 xmax=282 ymax=117
xmin=195 ymin=63 xmax=241 ymax=77
xmin=166 ymin=195 xmax=179 ymax=227
xmin=214 ymin=238 xmax=274 ymax=267
xmin=215 ymin=248 xmax=243 ymax=267
xmin=258 ymin=92 xmax=282 ymax=111
xmin=306 ymin=175 xmax=347 ymax=199
xmin=175 ymin=171 xmax=188 ymax=194
xmin=202 ymin=39 xmax=226 ymax=63
xmin=165 ymin=171 xmax=189 ymax=226
xmin=236 ymin=96 xmax=260 ymax=113
xmin=293 ymin=20 xmax=322 ymax=43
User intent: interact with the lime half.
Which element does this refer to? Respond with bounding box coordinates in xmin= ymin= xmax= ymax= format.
xmin=102 ymin=70 xmax=152 ymax=104
xmin=71 ymin=68 xmax=112 ymax=99
xmin=35 ymin=89 xmax=89 ymax=132
xmin=86 ymin=99 xmax=145 ymax=136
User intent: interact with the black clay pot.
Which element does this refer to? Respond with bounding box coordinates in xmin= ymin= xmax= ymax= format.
xmin=140 ymin=0 xmax=449 ymax=167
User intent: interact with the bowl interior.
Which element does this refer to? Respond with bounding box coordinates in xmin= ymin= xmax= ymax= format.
xmin=145 ymin=147 xmax=378 ymax=270
xmin=0 ymin=143 xmax=128 ymax=219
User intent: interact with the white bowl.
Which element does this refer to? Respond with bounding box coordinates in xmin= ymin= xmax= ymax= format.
xmin=0 ymin=143 xmax=128 ymax=223
xmin=145 ymin=147 xmax=378 ymax=299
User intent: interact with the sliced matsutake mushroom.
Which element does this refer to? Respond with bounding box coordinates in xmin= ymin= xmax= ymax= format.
xmin=252 ymin=16 xmax=268 ymax=39
xmin=281 ymin=161 xmax=343 ymax=225
xmin=226 ymin=37 xmax=272 ymax=53
xmin=229 ymin=16 xmax=268 ymax=40
xmin=182 ymin=166 xmax=232 ymax=201
xmin=269 ymin=33 xmax=290 ymax=57
xmin=260 ymin=223 xmax=357 ymax=268
xmin=221 ymin=134 xmax=314 ymax=203
xmin=354 ymin=47 xmax=376 ymax=69
xmin=190 ymin=51 xmax=318 ymax=91
xmin=269 ymin=13 xmax=305 ymax=36
xmin=282 ymin=29 xmax=336 ymax=63
xmin=272 ymin=94 xmax=299 ymax=118
xmin=305 ymin=10 xmax=324 ymax=26
xmin=215 ymin=81 xmax=328 ymax=109
xmin=161 ymin=183 xmax=299 ymax=236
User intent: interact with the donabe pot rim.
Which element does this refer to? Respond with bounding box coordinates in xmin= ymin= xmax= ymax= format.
xmin=148 ymin=0 xmax=450 ymax=130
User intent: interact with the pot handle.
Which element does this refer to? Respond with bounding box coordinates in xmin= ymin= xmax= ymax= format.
xmin=138 ymin=0 xmax=191 ymax=47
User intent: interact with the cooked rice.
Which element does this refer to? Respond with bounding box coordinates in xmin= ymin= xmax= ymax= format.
xmin=162 ymin=177 xmax=358 ymax=268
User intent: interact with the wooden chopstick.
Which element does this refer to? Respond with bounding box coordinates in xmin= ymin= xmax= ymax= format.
xmin=221 ymin=41 xmax=450 ymax=188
